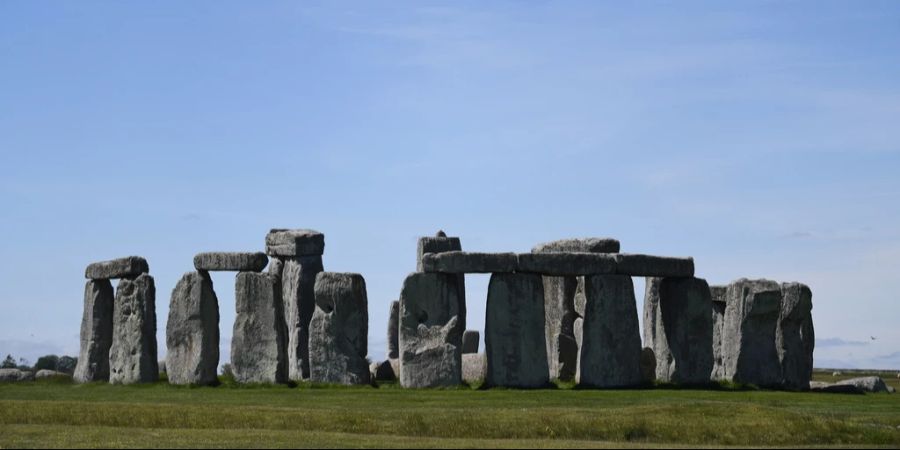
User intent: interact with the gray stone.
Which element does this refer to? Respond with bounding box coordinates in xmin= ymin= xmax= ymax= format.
xmin=462 ymin=330 xmax=480 ymax=354
xmin=309 ymin=272 xmax=370 ymax=385
xmin=614 ymin=254 xmax=694 ymax=277
xmin=193 ymin=252 xmax=268 ymax=272
xmin=421 ymin=251 xmax=518 ymax=274
xmin=282 ymin=255 xmax=324 ymax=381
xmin=268 ymin=257 xmax=284 ymax=278
xmin=710 ymin=285 xmax=728 ymax=380
xmin=777 ymin=282 xmax=814 ymax=390
xmin=640 ymin=348 xmax=656 ymax=383
xmin=165 ymin=271 xmax=219 ymax=385
xmin=74 ymin=279 xmax=114 ymax=383
xmin=36 ymin=370 xmax=70 ymax=380
xmin=542 ymin=276 xmax=579 ymax=381
xmin=231 ymin=272 xmax=287 ymax=384
xmin=811 ymin=382 xmax=864 ymax=394
xmin=370 ymin=359 xmax=396 ymax=382
xmin=0 ymin=369 xmax=34 ymax=382
xmin=578 ymin=275 xmax=642 ymax=388
xmin=265 ymin=229 xmax=325 ymax=257
xmin=388 ymin=300 xmax=400 ymax=359
xmin=834 ymin=376 xmax=891 ymax=393
xmin=399 ymin=272 xmax=464 ymax=388
xmin=109 ymin=274 xmax=159 ymax=384
xmin=462 ymin=353 xmax=487 ymax=384
xmin=416 ymin=235 xmax=462 ymax=272
xmin=85 ymin=256 xmax=149 ymax=280
xmin=643 ymin=277 xmax=714 ymax=385
xmin=531 ymin=238 xmax=621 ymax=254
xmin=722 ymin=279 xmax=782 ymax=387
xmin=485 ymin=273 xmax=550 ymax=388
xmin=516 ymin=253 xmax=617 ymax=276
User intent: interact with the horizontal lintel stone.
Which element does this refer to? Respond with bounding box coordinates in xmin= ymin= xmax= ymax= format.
xmin=193 ymin=252 xmax=269 ymax=272
xmin=614 ymin=254 xmax=694 ymax=277
xmin=421 ymin=251 xmax=518 ymax=274
xmin=85 ymin=256 xmax=149 ymax=279
xmin=516 ymin=252 xmax=617 ymax=276
xmin=265 ymin=229 xmax=325 ymax=256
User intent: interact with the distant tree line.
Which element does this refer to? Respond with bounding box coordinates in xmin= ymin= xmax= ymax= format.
xmin=1 ymin=354 xmax=77 ymax=374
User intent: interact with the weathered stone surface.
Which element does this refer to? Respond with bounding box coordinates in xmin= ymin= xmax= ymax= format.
xmin=268 ymin=257 xmax=284 ymax=278
xmin=485 ymin=273 xmax=549 ymax=388
xmin=643 ymin=277 xmax=714 ymax=385
xmin=36 ymin=370 xmax=70 ymax=380
xmin=578 ymin=275 xmax=642 ymax=388
xmin=462 ymin=353 xmax=487 ymax=384
xmin=193 ymin=252 xmax=268 ymax=272
xmin=74 ymin=279 xmax=114 ymax=383
xmin=282 ymin=256 xmax=324 ymax=381
xmin=834 ymin=376 xmax=890 ymax=393
xmin=542 ymin=276 xmax=579 ymax=381
xmin=165 ymin=271 xmax=219 ymax=385
xmin=370 ymin=359 xmax=396 ymax=382
xmin=462 ymin=330 xmax=480 ymax=354
xmin=640 ymin=348 xmax=656 ymax=383
xmin=265 ymin=229 xmax=325 ymax=257
xmin=531 ymin=238 xmax=621 ymax=254
xmin=109 ymin=274 xmax=159 ymax=384
xmin=778 ymin=282 xmax=814 ymax=390
xmin=421 ymin=251 xmax=517 ymax=274
xmin=810 ymin=381 xmax=863 ymax=394
xmin=85 ymin=256 xmax=149 ymax=280
xmin=0 ymin=369 xmax=34 ymax=382
xmin=399 ymin=273 xmax=464 ymax=388
xmin=388 ymin=300 xmax=400 ymax=359
xmin=614 ymin=254 xmax=694 ymax=278
xmin=231 ymin=272 xmax=287 ymax=384
xmin=517 ymin=252 xmax=617 ymax=276
xmin=722 ymin=279 xmax=782 ymax=387
xmin=710 ymin=285 xmax=728 ymax=380
xmin=417 ymin=235 xmax=462 ymax=271
xmin=309 ymin=272 xmax=370 ymax=385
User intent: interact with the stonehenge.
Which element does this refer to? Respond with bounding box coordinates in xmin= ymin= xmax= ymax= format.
xmin=578 ymin=275 xmax=643 ymax=388
xmin=777 ymin=282 xmax=814 ymax=390
xmin=720 ymin=279 xmax=784 ymax=387
xmin=166 ymin=271 xmax=219 ymax=385
xmin=309 ymin=272 xmax=370 ymax=385
xmin=73 ymin=279 xmax=114 ymax=383
xmin=231 ymin=272 xmax=287 ymax=384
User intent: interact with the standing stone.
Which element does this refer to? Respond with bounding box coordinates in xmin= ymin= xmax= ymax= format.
xmin=399 ymin=272 xmax=464 ymax=388
xmin=109 ymin=274 xmax=159 ymax=384
xmin=640 ymin=348 xmax=656 ymax=383
xmin=268 ymin=257 xmax=284 ymax=278
xmin=309 ymin=272 xmax=369 ymax=385
xmin=165 ymin=271 xmax=219 ymax=385
xmin=578 ymin=274 xmax=642 ymax=388
xmin=710 ymin=285 xmax=728 ymax=380
xmin=722 ymin=279 xmax=782 ymax=387
xmin=462 ymin=353 xmax=487 ymax=384
xmin=416 ymin=233 xmax=466 ymax=331
xmin=74 ymin=279 xmax=114 ymax=383
xmin=642 ymin=277 xmax=713 ymax=385
xmin=387 ymin=300 xmax=400 ymax=359
xmin=462 ymin=330 xmax=480 ymax=354
xmin=485 ymin=273 xmax=550 ymax=388
xmin=281 ymin=255 xmax=324 ymax=381
xmin=231 ymin=272 xmax=287 ymax=384
xmin=778 ymin=282 xmax=814 ymax=390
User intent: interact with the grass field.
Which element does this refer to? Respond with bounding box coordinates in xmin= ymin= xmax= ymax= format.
xmin=1 ymin=372 xmax=898 ymax=448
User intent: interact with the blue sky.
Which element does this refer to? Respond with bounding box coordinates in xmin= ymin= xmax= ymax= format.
xmin=1 ymin=1 xmax=899 ymax=369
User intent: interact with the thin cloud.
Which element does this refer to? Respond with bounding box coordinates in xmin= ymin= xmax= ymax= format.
xmin=817 ymin=337 xmax=869 ymax=348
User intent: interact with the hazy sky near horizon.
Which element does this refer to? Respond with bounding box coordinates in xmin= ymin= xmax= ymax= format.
xmin=2 ymin=1 xmax=899 ymax=370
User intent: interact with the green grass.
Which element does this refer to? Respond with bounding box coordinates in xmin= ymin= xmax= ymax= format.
xmin=1 ymin=377 xmax=898 ymax=448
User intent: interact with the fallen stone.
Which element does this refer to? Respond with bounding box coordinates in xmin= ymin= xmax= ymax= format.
xmin=35 ymin=370 xmax=70 ymax=380
xmin=834 ymin=376 xmax=891 ymax=393
xmin=578 ymin=274 xmax=642 ymax=388
xmin=462 ymin=353 xmax=487 ymax=384
xmin=485 ymin=273 xmax=550 ymax=388
xmin=231 ymin=272 xmax=287 ymax=384
xmin=370 ymin=359 xmax=396 ymax=382
xmin=266 ymin=229 xmax=325 ymax=257
xmin=417 ymin=234 xmax=462 ymax=272
xmin=421 ymin=251 xmax=518 ymax=274
xmin=309 ymin=272 xmax=370 ymax=385
xmin=165 ymin=271 xmax=220 ymax=385
xmin=643 ymin=277 xmax=714 ymax=385
xmin=399 ymin=272 xmax=464 ymax=388
xmin=281 ymin=255 xmax=324 ymax=381
xmin=516 ymin=252 xmax=617 ymax=276
xmin=614 ymin=254 xmax=694 ymax=277
xmin=810 ymin=381 xmax=864 ymax=394
xmin=0 ymin=369 xmax=34 ymax=382
xmin=710 ymin=285 xmax=728 ymax=380
xmin=722 ymin=279 xmax=782 ymax=387
xmin=109 ymin=274 xmax=159 ymax=384
xmin=531 ymin=238 xmax=621 ymax=254
xmin=542 ymin=276 xmax=579 ymax=382
xmin=388 ymin=300 xmax=400 ymax=359
xmin=640 ymin=347 xmax=656 ymax=383
xmin=193 ymin=252 xmax=268 ymax=272
xmin=74 ymin=279 xmax=114 ymax=383
xmin=777 ymin=282 xmax=814 ymax=390
xmin=85 ymin=256 xmax=149 ymax=279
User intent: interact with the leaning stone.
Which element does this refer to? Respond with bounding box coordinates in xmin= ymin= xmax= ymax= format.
xmin=485 ymin=273 xmax=549 ymax=388
xmin=370 ymin=360 xmax=396 ymax=382
xmin=777 ymin=282 xmax=814 ymax=390
xmin=109 ymin=274 xmax=159 ymax=384
xmin=710 ymin=285 xmax=728 ymax=380
xmin=462 ymin=353 xmax=487 ymax=384
xmin=74 ymin=279 xmax=114 ymax=383
xmin=531 ymin=238 xmax=621 ymax=254
xmin=193 ymin=252 xmax=268 ymax=272
xmin=614 ymin=254 xmax=694 ymax=277
xmin=387 ymin=300 xmax=400 ymax=359
xmin=643 ymin=277 xmax=714 ymax=385
xmin=462 ymin=330 xmax=480 ymax=354
xmin=722 ymin=279 xmax=782 ymax=387
xmin=166 ymin=271 xmax=220 ymax=385
xmin=834 ymin=376 xmax=890 ymax=393
xmin=282 ymin=256 xmax=324 ymax=381
xmin=399 ymin=272 xmax=464 ymax=388
xmin=85 ymin=256 xmax=149 ymax=279
xmin=578 ymin=275 xmax=642 ymax=388
xmin=36 ymin=370 xmax=70 ymax=380
xmin=265 ymin=229 xmax=325 ymax=257
xmin=640 ymin=348 xmax=656 ymax=383
xmin=416 ymin=234 xmax=462 ymax=271
xmin=309 ymin=272 xmax=370 ymax=385
xmin=421 ymin=251 xmax=517 ymax=274
xmin=517 ymin=253 xmax=617 ymax=276
xmin=231 ymin=273 xmax=287 ymax=384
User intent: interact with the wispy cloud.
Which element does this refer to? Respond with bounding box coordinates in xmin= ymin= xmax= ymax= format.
xmin=817 ymin=337 xmax=869 ymax=348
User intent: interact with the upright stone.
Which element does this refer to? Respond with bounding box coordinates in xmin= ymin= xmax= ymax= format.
xmin=710 ymin=285 xmax=728 ymax=380
xmin=399 ymin=272 xmax=464 ymax=388
xmin=462 ymin=330 xmax=480 ymax=354
xmin=778 ymin=282 xmax=814 ymax=390
xmin=416 ymin=232 xmax=466 ymax=331
xmin=165 ymin=271 xmax=219 ymax=385
xmin=109 ymin=274 xmax=158 ymax=384
xmin=231 ymin=272 xmax=287 ymax=384
xmin=73 ymin=279 xmax=114 ymax=383
xmin=387 ymin=300 xmax=400 ymax=359
xmin=722 ymin=279 xmax=782 ymax=387
xmin=282 ymin=255 xmax=324 ymax=381
xmin=485 ymin=273 xmax=549 ymax=388
xmin=643 ymin=277 xmax=713 ymax=384
xmin=578 ymin=274 xmax=642 ymax=388
xmin=309 ymin=272 xmax=370 ymax=385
